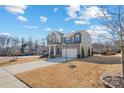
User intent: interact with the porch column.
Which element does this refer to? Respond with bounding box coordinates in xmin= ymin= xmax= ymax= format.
xmin=54 ymin=45 xmax=56 ymax=56
xmin=80 ymin=44 xmax=82 ymax=58
xmin=49 ymin=46 xmax=51 ymax=55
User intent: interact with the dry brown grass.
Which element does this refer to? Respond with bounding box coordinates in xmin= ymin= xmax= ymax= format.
xmin=0 ymin=56 xmax=42 ymax=67
xmin=16 ymin=55 xmax=122 ymax=88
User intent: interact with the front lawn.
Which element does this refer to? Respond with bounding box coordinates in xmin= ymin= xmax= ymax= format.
xmin=16 ymin=55 xmax=121 ymax=88
xmin=0 ymin=56 xmax=42 ymax=67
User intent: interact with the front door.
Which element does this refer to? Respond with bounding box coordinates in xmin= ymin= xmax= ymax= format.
xmin=50 ymin=47 xmax=54 ymax=55
xmin=56 ymin=47 xmax=60 ymax=54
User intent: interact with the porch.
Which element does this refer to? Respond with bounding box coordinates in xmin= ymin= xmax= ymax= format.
xmin=48 ymin=44 xmax=62 ymax=56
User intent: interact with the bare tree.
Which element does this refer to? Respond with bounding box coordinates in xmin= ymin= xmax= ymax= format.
xmin=21 ymin=38 xmax=25 ymax=47
xmin=20 ymin=37 xmax=26 ymax=54
xmin=0 ymin=35 xmax=7 ymax=56
xmin=27 ymin=37 xmax=33 ymax=55
xmin=0 ymin=35 xmax=11 ymax=56
xmin=97 ymin=6 xmax=124 ymax=78
xmin=0 ymin=35 xmax=45 ymax=57
xmin=5 ymin=36 xmax=11 ymax=56
xmin=11 ymin=37 xmax=19 ymax=60
xmin=41 ymin=38 xmax=45 ymax=47
xmin=34 ymin=39 xmax=39 ymax=55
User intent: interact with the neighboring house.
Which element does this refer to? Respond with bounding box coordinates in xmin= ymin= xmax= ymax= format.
xmin=35 ymin=46 xmax=48 ymax=55
xmin=20 ymin=43 xmax=34 ymax=55
xmin=20 ymin=45 xmax=32 ymax=55
xmin=20 ymin=44 xmax=47 ymax=55
xmin=92 ymin=40 xmax=123 ymax=54
xmin=92 ymin=43 xmax=109 ymax=53
xmin=47 ymin=30 xmax=92 ymax=58
xmin=92 ymin=43 xmax=117 ymax=54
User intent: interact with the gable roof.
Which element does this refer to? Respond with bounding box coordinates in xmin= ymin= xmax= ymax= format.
xmin=48 ymin=31 xmax=64 ymax=37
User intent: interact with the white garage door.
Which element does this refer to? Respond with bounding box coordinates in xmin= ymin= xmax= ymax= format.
xmin=62 ymin=48 xmax=77 ymax=58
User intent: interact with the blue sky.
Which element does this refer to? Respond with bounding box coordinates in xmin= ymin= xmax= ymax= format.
xmin=0 ymin=5 xmax=112 ymax=42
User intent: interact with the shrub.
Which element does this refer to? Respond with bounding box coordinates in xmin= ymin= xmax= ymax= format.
xmin=77 ymin=54 xmax=80 ymax=58
xmin=49 ymin=55 xmax=55 ymax=58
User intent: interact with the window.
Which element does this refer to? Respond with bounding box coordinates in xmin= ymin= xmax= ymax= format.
xmin=76 ymin=34 xmax=80 ymax=41
xmin=71 ymin=36 xmax=74 ymax=42
xmin=48 ymin=36 xmax=53 ymax=42
xmin=75 ymin=33 xmax=81 ymax=42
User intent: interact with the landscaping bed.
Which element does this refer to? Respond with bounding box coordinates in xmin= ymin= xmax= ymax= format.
xmin=101 ymin=75 xmax=124 ymax=88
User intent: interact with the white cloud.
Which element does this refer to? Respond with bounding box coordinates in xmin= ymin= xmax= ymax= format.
xmin=87 ymin=25 xmax=112 ymax=40
xmin=74 ymin=20 xmax=86 ymax=25
xmin=87 ymin=29 xmax=99 ymax=36
xmin=0 ymin=33 xmax=11 ymax=36
xmin=4 ymin=5 xmax=28 ymax=23
xmin=45 ymin=27 xmax=64 ymax=32
xmin=64 ymin=17 xmax=71 ymax=22
xmin=5 ymin=5 xmax=27 ymax=15
xmin=72 ymin=31 xmax=75 ymax=32
xmin=23 ymin=25 xmax=37 ymax=29
xmin=40 ymin=16 xmax=47 ymax=23
xmin=17 ymin=15 xmax=27 ymax=22
xmin=53 ymin=8 xmax=59 ymax=12
xmin=65 ymin=6 xmax=110 ymax=25
xmin=66 ymin=5 xmax=80 ymax=19
xmin=45 ymin=27 xmax=52 ymax=32
xmin=90 ymin=25 xmax=109 ymax=34
xmin=59 ymin=28 xmax=63 ymax=32
xmin=79 ymin=6 xmax=108 ymax=21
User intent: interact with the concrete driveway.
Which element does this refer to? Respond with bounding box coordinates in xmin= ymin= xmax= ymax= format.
xmin=46 ymin=57 xmax=75 ymax=63
xmin=0 ymin=57 xmax=74 ymax=88
xmin=0 ymin=68 xmax=29 ymax=88
xmin=0 ymin=60 xmax=56 ymax=88
xmin=2 ymin=60 xmax=55 ymax=74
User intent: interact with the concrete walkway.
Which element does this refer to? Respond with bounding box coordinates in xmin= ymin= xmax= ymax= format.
xmin=0 ymin=68 xmax=28 ymax=88
xmin=0 ymin=60 xmax=56 ymax=88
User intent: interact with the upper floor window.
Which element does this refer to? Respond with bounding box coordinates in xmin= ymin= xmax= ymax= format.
xmin=71 ymin=36 xmax=74 ymax=42
xmin=74 ymin=33 xmax=81 ymax=42
xmin=75 ymin=34 xmax=80 ymax=41
xmin=48 ymin=36 xmax=53 ymax=42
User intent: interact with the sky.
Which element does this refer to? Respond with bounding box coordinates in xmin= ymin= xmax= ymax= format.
xmin=0 ymin=5 xmax=113 ymax=43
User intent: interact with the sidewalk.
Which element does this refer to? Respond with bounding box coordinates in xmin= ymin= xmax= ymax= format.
xmin=0 ymin=68 xmax=28 ymax=88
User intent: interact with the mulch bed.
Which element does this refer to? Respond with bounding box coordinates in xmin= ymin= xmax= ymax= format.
xmin=101 ymin=76 xmax=124 ymax=88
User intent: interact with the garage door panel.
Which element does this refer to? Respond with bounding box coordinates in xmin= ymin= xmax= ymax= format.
xmin=62 ymin=48 xmax=77 ymax=58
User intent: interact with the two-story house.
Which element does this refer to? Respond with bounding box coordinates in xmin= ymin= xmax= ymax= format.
xmin=46 ymin=30 xmax=92 ymax=58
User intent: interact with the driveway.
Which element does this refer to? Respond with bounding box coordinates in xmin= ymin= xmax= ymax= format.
xmin=2 ymin=60 xmax=55 ymax=74
xmin=45 ymin=57 xmax=75 ymax=63
xmin=0 ymin=68 xmax=29 ymax=88
xmin=0 ymin=60 xmax=56 ymax=88
xmin=0 ymin=57 xmax=74 ymax=87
